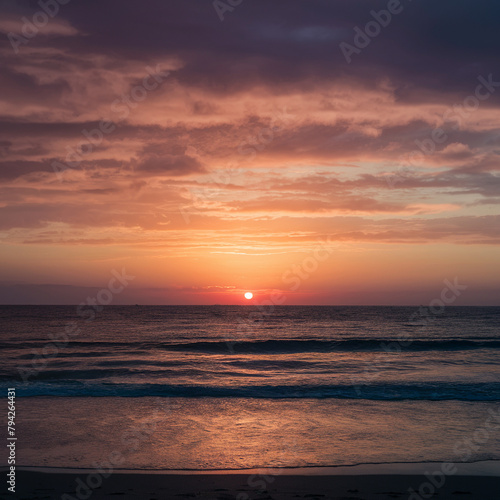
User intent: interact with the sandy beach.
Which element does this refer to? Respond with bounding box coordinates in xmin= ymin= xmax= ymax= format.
xmin=12 ymin=467 xmax=500 ymax=500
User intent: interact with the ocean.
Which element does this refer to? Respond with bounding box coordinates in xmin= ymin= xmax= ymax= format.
xmin=2 ymin=305 xmax=500 ymax=471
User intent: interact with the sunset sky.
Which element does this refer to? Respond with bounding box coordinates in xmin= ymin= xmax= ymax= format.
xmin=0 ymin=0 xmax=499 ymax=305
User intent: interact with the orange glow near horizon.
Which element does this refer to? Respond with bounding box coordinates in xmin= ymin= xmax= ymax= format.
xmin=0 ymin=7 xmax=499 ymax=306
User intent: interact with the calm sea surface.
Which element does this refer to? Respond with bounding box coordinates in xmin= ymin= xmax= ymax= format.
xmin=2 ymin=305 xmax=500 ymax=469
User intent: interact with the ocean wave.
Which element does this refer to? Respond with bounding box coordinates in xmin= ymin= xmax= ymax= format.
xmin=2 ymin=339 xmax=500 ymax=354
xmin=4 ymin=382 xmax=500 ymax=400
xmin=159 ymin=339 xmax=500 ymax=353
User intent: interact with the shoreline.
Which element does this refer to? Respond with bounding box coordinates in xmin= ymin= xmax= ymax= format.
xmin=7 ymin=460 xmax=500 ymax=476
xmin=11 ymin=468 xmax=500 ymax=500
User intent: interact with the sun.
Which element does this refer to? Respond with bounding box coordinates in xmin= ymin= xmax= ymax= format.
xmin=244 ymin=292 xmax=253 ymax=300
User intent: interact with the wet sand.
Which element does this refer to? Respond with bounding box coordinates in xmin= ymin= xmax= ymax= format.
xmin=12 ymin=469 xmax=500 ymax=500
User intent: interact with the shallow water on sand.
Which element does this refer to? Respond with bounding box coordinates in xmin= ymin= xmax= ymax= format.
xmin=14 ymin=397 xmax=500 ymax=469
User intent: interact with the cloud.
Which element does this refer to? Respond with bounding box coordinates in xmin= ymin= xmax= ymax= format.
xmin=135 ymin=154 xmax=205 ymax=176
xmin=0 ymin=17 xmax=79 ymax=37
xmin=0 ymin=0 xmax=499 ymax=303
